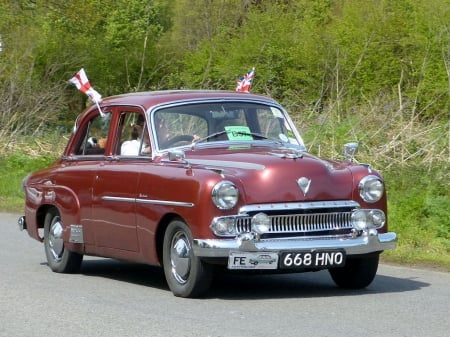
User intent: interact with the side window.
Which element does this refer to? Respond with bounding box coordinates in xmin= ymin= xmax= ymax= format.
xmin=117 ymin=111 xmax=150 ymax=156
xmin=76 ymin=112 xmax=112 ymax=155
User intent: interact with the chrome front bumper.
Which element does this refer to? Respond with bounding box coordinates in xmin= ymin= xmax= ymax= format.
xmin=193 ymin=232 xmax=397 ymax=258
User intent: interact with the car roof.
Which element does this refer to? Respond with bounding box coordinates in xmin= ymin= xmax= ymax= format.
xmin=89 ymin=90 xmax=278 ymax=112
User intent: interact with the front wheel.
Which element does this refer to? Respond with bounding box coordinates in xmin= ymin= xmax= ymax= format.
xmin=163 ymin=219 xmax=213 ymax=298
xmin=44 ymin=208 xmax=83 ymax=273
xmin=329 ymin=254 xmax=379 ymax=289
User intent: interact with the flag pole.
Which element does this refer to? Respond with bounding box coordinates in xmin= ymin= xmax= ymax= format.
xmin=95 ymin=101 xmax=105 ymax=117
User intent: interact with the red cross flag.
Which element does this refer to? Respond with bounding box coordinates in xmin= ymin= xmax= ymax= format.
xmin=69 ymin=68 xmax=102 ymax=104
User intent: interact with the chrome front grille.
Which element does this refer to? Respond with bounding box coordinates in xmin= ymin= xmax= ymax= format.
xmin=235 ymin=211 xmax=354 ymax=234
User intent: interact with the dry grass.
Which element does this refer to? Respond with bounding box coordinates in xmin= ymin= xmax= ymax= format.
xmin=291 ymin=96 xmax=449 ymax=172
xmin=0 ymin=135 xmax=69 ymax=157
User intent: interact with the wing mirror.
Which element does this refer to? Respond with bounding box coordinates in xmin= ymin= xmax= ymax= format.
xmin=168 ymin=149 xmax=186 ymax=161
xmin=343 ymin=142 xmax=358 ymax=161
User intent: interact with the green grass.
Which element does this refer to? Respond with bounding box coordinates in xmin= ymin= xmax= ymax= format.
xmin=0 ymin=150 xmax=58 ymax=212
xmin=382 ymin=167 xmax=450 ymax=270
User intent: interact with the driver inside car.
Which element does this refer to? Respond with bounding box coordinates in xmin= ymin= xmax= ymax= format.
xmin=155 ymin=114 xmax=201 ymax=149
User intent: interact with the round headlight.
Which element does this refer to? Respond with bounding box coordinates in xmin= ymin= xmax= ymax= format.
xmin=251 ymin=212 xmax=271 ymax=234
xmin=351 ymin=210 xmax=368 ymax=230
xmin=212 ymin=181 xmax=239 ymax=210
xmin=211 ymin=217 xmax=236 ymax=236
xmin=359 ymin=175 xmax=384 ymax=203
xmin=368 ymin=209 xmax=386 ymax=229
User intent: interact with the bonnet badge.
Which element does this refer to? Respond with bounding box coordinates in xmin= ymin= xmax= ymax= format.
xmin=297 ymin=177 xmax=311 ymax=196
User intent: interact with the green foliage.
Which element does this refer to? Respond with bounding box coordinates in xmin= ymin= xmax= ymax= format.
xmin=383 ymin=166 xmax=450 ymax=267
xmin=326 ymin=0 xmax=450 ymax=115
xmin=1 ymin=0 xmax=449 ymax=120
xmin=0 ymin=151 xmax=57 ymax=212
xmin=172 ymin=0 xmax=333 ymax=98
xmin=168 ymin=0 xmax=450 ymax=116
xmin=1 ymin=1 xmax=171 ymax=97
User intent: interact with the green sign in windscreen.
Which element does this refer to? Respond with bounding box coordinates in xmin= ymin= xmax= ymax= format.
xmin=224 ymin=126 xmax=253 ymax=140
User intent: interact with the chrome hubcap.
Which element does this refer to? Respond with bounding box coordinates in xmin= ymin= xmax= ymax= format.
xmin=170 ymin=231 xmax=191 ymax=284
xmin=48 ymin=217 xmax=64 ymax=261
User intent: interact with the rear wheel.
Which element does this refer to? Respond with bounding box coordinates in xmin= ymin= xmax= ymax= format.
xmin=329 ymin=254 xmax=379 ymax=289
xmin=163 ymin=219 xmax=213 ymax=298
xmin=44 ymin=208 xmax=83 ymax=273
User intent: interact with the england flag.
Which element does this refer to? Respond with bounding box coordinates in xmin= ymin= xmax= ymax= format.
xmin=69 ymin=68 xmax=102 ymax=104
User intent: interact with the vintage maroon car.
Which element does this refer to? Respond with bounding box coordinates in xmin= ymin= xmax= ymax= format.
xmin=19 ymin=90 xmax=397 ymax=297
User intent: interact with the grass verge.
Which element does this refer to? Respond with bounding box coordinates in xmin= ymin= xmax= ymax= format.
xmin=0 ymin=150 xmax=58 ymax=212
xmin=382 ymin=167 xmax=450 ymax=271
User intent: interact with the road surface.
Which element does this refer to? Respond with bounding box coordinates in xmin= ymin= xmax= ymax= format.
xmin=1 ymin=212 xmax=448 ymax=337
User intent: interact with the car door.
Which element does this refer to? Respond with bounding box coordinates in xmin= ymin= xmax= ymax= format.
xmin=62 ymin=108 xmax=114 ymax=248
xmin=90 ymin=108 xmax=146 ymax=252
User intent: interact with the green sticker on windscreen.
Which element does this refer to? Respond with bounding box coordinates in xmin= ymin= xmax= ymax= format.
xmin=224 ymin=126 xmax=253 ymax=140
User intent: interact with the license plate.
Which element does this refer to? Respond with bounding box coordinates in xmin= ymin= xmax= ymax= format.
xmin=228 ymin=252 xmax=279 ymax=270
xmin=280 ymin=250 xmax=346 ymax=269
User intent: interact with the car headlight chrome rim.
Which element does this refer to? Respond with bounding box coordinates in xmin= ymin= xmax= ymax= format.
xmin=212 ymin=181 xmax=239 ymax=210
xmin=251 ymin=212 xmax=271 ymax=234
xmin=368 ymin=209 xmax=386 ymax=228
xmin=359 ymin=175 xmax=384 ymax=203
xmin=351 ymin=209 xmax=386 ymax=231
xmin=211 ymin=217 xmax=237 ymax=236
xmin=351 ymin=210 xmax=368 ymax=230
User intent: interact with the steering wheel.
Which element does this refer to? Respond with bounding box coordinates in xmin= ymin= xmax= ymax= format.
xmin=160 ymin=135 xmax=194 ymax=148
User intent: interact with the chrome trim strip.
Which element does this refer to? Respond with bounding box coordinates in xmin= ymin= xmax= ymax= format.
xmin=102 ymin=196 xmax=135 ymax=203
xmin=189 ymin=159 xmax=265 ymax=171
xmin=239 ymin=200 xmax=360 ymax=214
xmin=136 ymin=199 xmax=194 ymax=208
xmin=102 ymin=196 xmax=194 ymax=208
xmin=193 ymin=232 xmax=398 ymax=258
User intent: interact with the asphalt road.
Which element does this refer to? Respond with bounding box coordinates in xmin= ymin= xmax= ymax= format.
xmin=1 ymin=212 xmax=449 ymax=337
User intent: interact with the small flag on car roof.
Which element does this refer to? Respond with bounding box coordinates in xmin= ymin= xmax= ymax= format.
xmin=236 ymin=67 xmax=255 ymax=93
xmin=69 ymin=68 xmax=104 ymax=116
xmin=69 ymin=68 xmax=102 ymax=104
